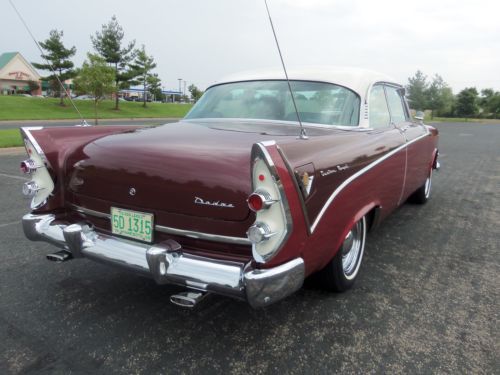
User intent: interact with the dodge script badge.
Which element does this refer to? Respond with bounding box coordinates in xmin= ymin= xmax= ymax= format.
xmin=194 ymin=196 xmax=234 ymax=208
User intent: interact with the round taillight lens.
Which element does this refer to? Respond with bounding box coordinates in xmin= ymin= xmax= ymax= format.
xmin=247 ymin=223 xmax=272 ymax=244
xmin=247 ymin=193 xmax=264 ymax=212
xmin=22 ymin=181 xmax=39 ymax=197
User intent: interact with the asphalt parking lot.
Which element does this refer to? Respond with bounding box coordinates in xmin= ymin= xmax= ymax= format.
xmin=0 ymin=122 xmax=498 ymax=374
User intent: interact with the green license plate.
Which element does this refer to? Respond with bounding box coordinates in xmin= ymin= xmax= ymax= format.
xmin=111 ymin=207 xmax=154 ymax=243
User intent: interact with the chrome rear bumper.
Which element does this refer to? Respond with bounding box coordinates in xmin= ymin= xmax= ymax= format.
xmin=22 ymin=213 xmax=304 ymax=308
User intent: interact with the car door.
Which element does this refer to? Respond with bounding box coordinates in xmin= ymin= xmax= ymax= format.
xmin=368 ymin=84 xmax=407 ymax=212
xmin=384 ymin=85 xmax=428 ymax=202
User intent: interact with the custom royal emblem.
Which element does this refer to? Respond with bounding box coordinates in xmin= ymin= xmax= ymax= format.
xmin=129 ymin=187 xmax=136 ymax=196
xmin=320 ymin=164 xmax=350 ymax=177
xmin=194 ymin=196 xmax=235 ymax=208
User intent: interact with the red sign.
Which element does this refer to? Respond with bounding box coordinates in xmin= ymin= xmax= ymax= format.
xmin=8 ymin=71 xmax=31 ymax=80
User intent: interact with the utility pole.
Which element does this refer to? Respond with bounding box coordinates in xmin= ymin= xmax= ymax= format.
xmin=183 ymin=80 xmax=186 ymax=97
xmin=177 ymin=78 xmax=182 ymax=102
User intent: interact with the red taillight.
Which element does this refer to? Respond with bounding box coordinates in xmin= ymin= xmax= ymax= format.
xmin=248 ymin=193 xmax=264 ymax=212
xmin=247 ymin=190 xmax=277 ymax=212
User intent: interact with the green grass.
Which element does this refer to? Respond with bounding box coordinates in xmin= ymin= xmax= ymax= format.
xmin=0 ymin=96 xmax=192 ymax=121
xmin=0 ymin=129 xmax=23 ymax=147
xmin=428 ymin=116 xmax=500 ymax=123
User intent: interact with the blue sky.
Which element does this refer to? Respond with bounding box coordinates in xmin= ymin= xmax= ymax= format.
xmin=3 ymin=0 xmax=500 ymax=92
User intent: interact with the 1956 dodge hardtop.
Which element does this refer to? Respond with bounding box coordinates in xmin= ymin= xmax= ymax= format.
xmin=20 ymin=67 xmax=439 ymax=308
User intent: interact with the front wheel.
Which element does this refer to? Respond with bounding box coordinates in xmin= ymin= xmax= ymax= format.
xmin=318 ymin=216 xmax=367 ymax=292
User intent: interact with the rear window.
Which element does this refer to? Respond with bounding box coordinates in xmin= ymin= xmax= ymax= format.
xmin=185 ymin=80 xmax=360 ymax=127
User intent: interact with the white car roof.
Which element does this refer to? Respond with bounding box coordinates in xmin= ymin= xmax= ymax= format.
xmin=214 ymin=66 xmax=400 ymax=99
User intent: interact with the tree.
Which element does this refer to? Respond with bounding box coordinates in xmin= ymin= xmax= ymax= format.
xmin=91 ymin=15 xmax=135 ymax=110
xmin=406 ymin=70 xmax=428 ymax=111
xmin=455 ymin=87 xmax=479 ymax=119
xmin=188 ymin=84 xmax=203 ymax=102
xmin=129 ymin=45 xmax=157 ymax=107
xmin=27 ymin=80 xmax=40 ymax=94
xmin=488 ymin=95 xmax=500 ymax=118
xmin=147 ymin=73 xmax=163 ymax=101
xmin=480 ymin=89 xmax=500 ymax=118
xmin=426 ymin=74 xmax=454 ymax=119
xmin=73 ymin=54 xmax=115 ymax=125
xmin=32 ymin=30 xmax=76 ymax=105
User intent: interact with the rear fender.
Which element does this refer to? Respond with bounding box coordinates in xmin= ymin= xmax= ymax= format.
xmin=252 ymin=142 xmax=310 ymax=270
xmin=20 ymin=125 xmax=140 ymax=212
xmin=432 ymin=148 xmax=439 ymax=170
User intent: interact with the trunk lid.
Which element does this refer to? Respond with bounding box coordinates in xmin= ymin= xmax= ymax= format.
xmin=67 ymin=121 xmax=295 ymax=222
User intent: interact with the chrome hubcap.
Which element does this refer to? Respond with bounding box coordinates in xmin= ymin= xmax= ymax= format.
xmin=424 ymin=170 xmax=432 ymax=198
xmin=341 ymin=218 xmax=366 ymax=280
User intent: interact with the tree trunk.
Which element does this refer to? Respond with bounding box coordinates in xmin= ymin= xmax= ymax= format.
xmin=114 ymin=63 xmax=119 ymax=110
xmin=94 ymin=99 xmax=98 ymax=125
xmin=59 ymin=69 xmax=64 ymax=106
xmin=143 ymin=77 xmax=147 ymax=108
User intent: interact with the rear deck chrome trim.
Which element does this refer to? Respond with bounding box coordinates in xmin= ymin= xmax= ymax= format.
xmin=68 ymin=204 xmax=251 ymax=246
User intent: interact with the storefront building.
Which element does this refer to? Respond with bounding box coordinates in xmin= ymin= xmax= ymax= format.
xmin=0 ymin=52 xmax=42 ymax=95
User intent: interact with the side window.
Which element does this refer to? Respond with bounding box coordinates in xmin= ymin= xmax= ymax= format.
xmin=385 ymin=86 xmax=408 ymax=124
xmin=369 ymin=85 xmax=390 ymax=129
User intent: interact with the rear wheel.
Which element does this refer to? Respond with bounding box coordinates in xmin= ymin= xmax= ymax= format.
xmin=410 ymin=169 xmax=432 ymax=204
xmin=318 ymin=216 xmax=367 ymax=292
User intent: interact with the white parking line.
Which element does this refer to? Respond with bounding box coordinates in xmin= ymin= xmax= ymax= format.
xmin=0 ymin=173 xmax=28 ymax=181
xmin=0 ymin=220 xmax=21 ymax=228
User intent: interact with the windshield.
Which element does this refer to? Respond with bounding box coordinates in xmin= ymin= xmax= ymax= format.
xmin=185 ymin=80 xmax=360 ymax=127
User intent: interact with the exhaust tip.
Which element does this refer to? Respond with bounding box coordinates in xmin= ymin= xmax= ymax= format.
xmin=170 ymin=291 xmax=208 ymax=308
xmin=46 ymin=250 xmax=73 ymax=263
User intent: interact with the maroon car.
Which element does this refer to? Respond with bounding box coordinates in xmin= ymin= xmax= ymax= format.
xmin=20 ymin=67 xmax=439 ymax=308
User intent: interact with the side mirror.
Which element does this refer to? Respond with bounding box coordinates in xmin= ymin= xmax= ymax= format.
xmin=414 ymin=111 xmax=424 ymax=122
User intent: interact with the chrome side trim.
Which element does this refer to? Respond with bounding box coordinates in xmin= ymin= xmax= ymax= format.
xmin=69 ymin=204 xmax=111 ymax=219
xmin=310 ymin=132 xmax=429 ymax=233
xmin=68 ymin=204 xmax=250 ymax=245
xmin=276 ymin=146 xmax=312 ymax=234
xmin=155 ymin=224 xmax=250 ymax=245
xmin=20 ymin=127 xmax=45 ymax=155
xmin=20 ymin=127 xmax=52 ymax=168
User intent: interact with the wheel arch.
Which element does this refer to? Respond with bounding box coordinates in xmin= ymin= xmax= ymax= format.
xmin=318 ymin=201 xmax=379 ymax=272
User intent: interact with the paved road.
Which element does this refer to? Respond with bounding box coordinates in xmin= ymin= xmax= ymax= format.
xmin=0 ymin=123 xmax=498 ymax=374
xmin=0 ymin=118 xmax=179 ymax=130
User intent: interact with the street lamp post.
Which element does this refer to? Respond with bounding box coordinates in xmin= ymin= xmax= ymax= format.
xmin=178 ymin=78 xmax=182 ymax=102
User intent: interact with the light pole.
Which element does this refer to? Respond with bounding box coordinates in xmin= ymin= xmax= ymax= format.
xmin=177 ymin=78 xmax=182 ymax=102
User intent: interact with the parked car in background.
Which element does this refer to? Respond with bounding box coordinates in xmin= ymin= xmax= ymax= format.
xmin=73 ymin=95 xmax=94 ymax=100
xmin=19 ymin=67 xmax=439 ymax=308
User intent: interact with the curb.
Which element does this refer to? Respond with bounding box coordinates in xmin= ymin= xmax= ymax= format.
xmin=0 ymin=147 xmax=25 ymax=155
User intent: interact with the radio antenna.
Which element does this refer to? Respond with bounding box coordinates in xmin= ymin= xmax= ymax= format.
xmin=264 ymin=0 xmax=307 ymax=140
xmin=8 ymin=0 xmax=89 ymax=126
